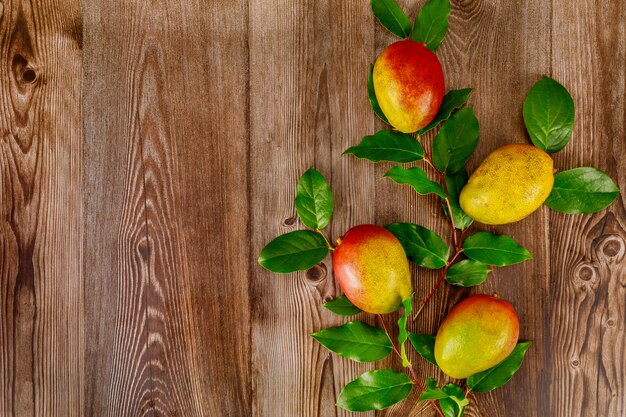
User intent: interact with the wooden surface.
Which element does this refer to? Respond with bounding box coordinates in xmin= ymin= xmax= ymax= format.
xmin=0 ymin=0 xmax=624 ymax=416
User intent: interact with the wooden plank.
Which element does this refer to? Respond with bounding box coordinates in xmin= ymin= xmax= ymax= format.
xmin=83 ymin=1 xmax=251 ymax=416
xmin=0 ymin=0 xmax=83 ymax=416
xmin=549 ymin=1 xmax=626 ymax=416
xmin=249 ymin=1 xmax=379 ymax=416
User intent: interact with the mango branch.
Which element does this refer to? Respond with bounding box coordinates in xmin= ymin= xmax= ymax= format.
xmin=377 ymin=315 xmax=445 ymax=417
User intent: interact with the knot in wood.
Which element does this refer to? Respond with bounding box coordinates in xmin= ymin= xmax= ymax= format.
xmin=306 ymin=263 xmax=327 ymax=282
xmin=283 ymin=215 xmax=296 ymax=226
xmin=597 ymin=235 xmax=625 ymax=261
xmin=575 ymin=263 xmax=597 ymax=282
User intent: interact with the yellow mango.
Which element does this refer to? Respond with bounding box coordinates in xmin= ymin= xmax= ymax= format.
xmin=460 ymin=144 xmax=554 ymax=225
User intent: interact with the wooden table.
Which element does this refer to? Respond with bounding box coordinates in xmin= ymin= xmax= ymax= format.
xmin=1 ymin=0 xmax=624 ymax=416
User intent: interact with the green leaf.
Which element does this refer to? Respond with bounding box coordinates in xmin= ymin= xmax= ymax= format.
xmin=432 ymin=108 xmax=480 ymax=174
xmin=323 ymin=296 xmax=362 ymax=316
xmin=440 ymin=384 xmax=467 ymax=417
xmin=467 ymin=342 xmax=532 ymax=392
xmin=311 ymin=321 xmax=392 ymax=362
xmin=336 ymin=369 xmax=413 ymax=411
xmin=408 ymin=333 xmax=437 ymax=366
xmin=443 ymin=168 xmax=474 ymax=230
xmin=410 ymin=0 xmax=451 ymax=51
xmin=397 ymin=295 xmax=413 ymax=367
xmin=258 ymin=230 xmax=329 ymax=273
xmin=418 ymin=88 xmax=474 ymax=135
xmin=419 ymin=378 xmax=448 ymax=401
xmin=445 ymin=259 xmax=490 ymax=287
xmin=386 ymin=223 xmax=449 ymax=269
xmin=343 ymin=130 xmax=424 ymax=163
xmin=462 ymin=232 xmax=532 ymax=266
xmin=368 ymin=64 xmax=390 ymax=124
xmin=545 ymin=167 xmax=619 ymax=214
xmin=295 ymin=167 xmax=334 ymax=229
xmin=384 ymin=166 xmax=446 ymax=198
xmin=523 ymin=76 xmax=575 ymax=153
xmin=370 ymin=0 xmax=412 ymax=38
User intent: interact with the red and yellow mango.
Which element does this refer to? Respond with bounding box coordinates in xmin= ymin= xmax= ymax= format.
xmin=373 ymin=40 xmax=445 ymax=133
xmin=332 ymin=224 xmax=412 ymax=314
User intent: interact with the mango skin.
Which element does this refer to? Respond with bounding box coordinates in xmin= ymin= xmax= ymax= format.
xmin=460 ymin=144 xmax=554 ymax=225
xmin=434 ymin=294 xmax=519 ymax=379
xmin=373 ymin=40 xmax=445 ymax=133
xmin=332 ymin=224 xmax=412 ymax=314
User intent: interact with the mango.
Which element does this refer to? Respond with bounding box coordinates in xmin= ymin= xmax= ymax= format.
xmin=434 ymin=294 xmax=519 ymax=379
xmin=460 ymin=144 xmax=554 ymax=224
xmin=332 ymin=224 xmax=412 ymax=314
xmin=373 ymin=40 xmax=445 ymax=133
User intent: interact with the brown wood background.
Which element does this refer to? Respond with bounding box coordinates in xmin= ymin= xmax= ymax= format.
xmin=0 ymin=0 xmax=624 ymax=416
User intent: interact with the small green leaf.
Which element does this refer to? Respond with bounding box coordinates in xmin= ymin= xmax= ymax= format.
xmin=311 ymin=321 xmax=392 ymax=362
xmin=323 ymin=296 xmax=362 ymax=316
xmin=384 ymin=166 xmax=446 ymax=198
xmin=343 ymin=130 xmax=424 ymax=163
xmin=444 ymin=168 xmax=474 ymax=230
xmin=433 ymin=108 xmax=480 ymax=174
xmin=336 ymin=369 xmax=413 ymax=411
xmin=295 ymin=168 xmax=334 ymax=229
xmin=258 ymin=230 xmax=329 ymax=273
xmin=462 ymin=232 xmax=532 ymax=266
xmin=386 ymin=223 xmax=449 ymax=269
xmin=410 ymin=0 xmax=451 ymax=51
xmin=523 ymin=76 xmax=575 ymax=153
xmin=440 ymin=384 xmax=467 ymax=417
xmin=445 ymin=259 xmax=490 ymax=287
xmin=545 ymin=167 xmax=619 ymax=214
xmin=368 ymin=64 xmax=390 ymax=124
xmin=418 ymin=88 xmax=474 ymax=135
xmin=397 ymin=295 xmax=413 ymax=367
xmin=408 ymin=333 xmax=437 ymax=366
xmin=467 ymin=342 xmax=532 ymax=392
xmin=370 ymin=0 xmax=412 ymax=38
xmin=419 ymin=378 xmax=448 ymax=401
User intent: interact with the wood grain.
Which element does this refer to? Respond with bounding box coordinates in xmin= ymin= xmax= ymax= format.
xmin=83 ymin=0 xmax=250 ymax=416
xmin=0 ymin=0 xmax=83 ymax=416
xmin=0 ymin=0 xmax=623 ymax=416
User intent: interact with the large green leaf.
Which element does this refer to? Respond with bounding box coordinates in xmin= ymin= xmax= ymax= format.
xmin=258 ymin=230 xmax=329 ymax=273
xmin=432 ymin=108 xmax=480 ymax=174
xmin=386 ymin=223 xmax=449 ymax=269
xmin=545 ymin=167 xmax=619 ymax=214
xmin=467 ymin=342 xmax=531 ymax=392
xmin=408 ymin=333 xmax=437 ymax=366
xmin=336 ymin=369 xmax=413 ymax=411
xmin=410 ymin=0 xmax=451 ymax=51
xmin=440 ymin=384 xmax=467 ymax=417
xmin=311 ymin=321 xmax=392 ymax=362
xmin=417 ymin=88 xmax=474 ymax=135
xmin=368 ymin=63 xmax=390 ymax=124
xmin=462 ymin=232 xmax=532 ymax=266
xmin=443 ymin=168 xmax=474 ymax=230
xmin=343 ymin=130 xmax=424 ymax=163
xmin=445 ymin=259 xmax=490 ymax=287
xmin=370 ymin=0 xmax=412 ymax=38
xmin=419 ymin=379 xmax=449 ymax=401
xmin=295 ymin=167 xmax=334 ymax=229
xmin=523 ymin=76 xmax=575 ymax=153
xmin=397 ymin=295 xmax=413 ymax=367
xmin=323 ymin=296 xmax=362 ymax=316
xmin=384 ymin=166 xmax=446 ymax=198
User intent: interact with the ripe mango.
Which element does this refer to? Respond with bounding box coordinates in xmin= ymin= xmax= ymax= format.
xmin=332 ymin=224 xmax=412 ymax=314
xmin=434 ymin=294 xmax=519 ymax=379
xmin=373 ymin=40 xmax=445 ymax=133
xmin=459 ymin=144 xmax=554 ymax=224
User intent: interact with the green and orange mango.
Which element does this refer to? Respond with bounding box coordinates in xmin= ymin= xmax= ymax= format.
xmin=332 ymin=224 xmax=412 ymax=314
xmin=434 ymin=294 xmax=519 ymax=379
